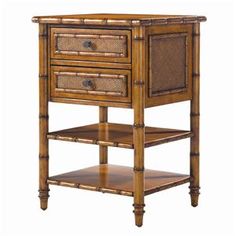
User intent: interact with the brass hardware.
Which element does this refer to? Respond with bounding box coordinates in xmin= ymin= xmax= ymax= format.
xmin=83 ymin=40 xmax=92 ymax=48
xmin=82 ymin=79 xmax=94 ymax=88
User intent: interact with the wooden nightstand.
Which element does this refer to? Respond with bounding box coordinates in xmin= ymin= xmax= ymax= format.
xmin=32 ymin=13 xmax=206 ymax=227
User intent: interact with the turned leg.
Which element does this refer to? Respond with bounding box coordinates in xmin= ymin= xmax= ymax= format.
xmin=132 ymin=26 xmax=146 ymax=227
xmin=133 ymin=122 xmax=145 ymax=227
xmin=133 ymin=165 xmax=145 ymax=227
xmin=133 ymin=121 xmax=145 ymax=227
xmin=189 ymin=23 xmax=200 ymax=207
xmin=133 ymin=120 xmax=145 ymax=226
xmin=39 ymin=156 xmax=49 ymax=210
xmin=99 ymin=106 xmax=108 ymax=164
xmin=38 ymin=23 xmax=49 ymax=209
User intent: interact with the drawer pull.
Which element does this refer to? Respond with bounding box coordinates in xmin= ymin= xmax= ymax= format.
xmin=83 ymin=40 xmax=92 ymax=49
xmin=82 ymin=79 xmax=94 ymax=88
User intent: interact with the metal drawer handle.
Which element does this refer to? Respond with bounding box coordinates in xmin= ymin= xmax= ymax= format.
xmin=83 ymin=40 xmax=92 ymax=49
xmin=82 ymin=79 xmax=94 ymax=88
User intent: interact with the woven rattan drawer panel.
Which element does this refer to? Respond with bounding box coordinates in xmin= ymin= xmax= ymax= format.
xmin=50 ymin=66 xmax=131 ymax=103
xmin=51 ymin=28 xmax=131 ymax=63
xmin=149 ymin=33 xmax=188 ymax=96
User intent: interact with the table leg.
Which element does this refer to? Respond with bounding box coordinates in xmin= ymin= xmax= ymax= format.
xmin=38 ymin=23 xmax=49 ymax=210
xmin=190 ymin=23 xmax=200 ymax=207
xmin=99 ymin=106 xmax=108 ymax=164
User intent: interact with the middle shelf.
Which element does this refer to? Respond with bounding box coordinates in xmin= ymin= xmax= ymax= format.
xmin=47 ymin=122 xmax=192 ymax=149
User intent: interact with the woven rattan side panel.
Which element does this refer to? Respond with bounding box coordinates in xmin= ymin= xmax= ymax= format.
xmin=149 ymin=33 xmax=187 ymax=96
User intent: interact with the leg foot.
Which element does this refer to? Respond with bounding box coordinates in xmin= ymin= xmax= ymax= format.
xmin=133 ymin=204 xmax=145 ymax=227
xmin=189 ymin=186 xmax=200 ymax=207
xmin=39 ymin=190 xmax=49 ymax=210
xmin=135 ymin=214 xmax=143 ymax=227
xmin=40 ymin=198 xmax=48 ymax=210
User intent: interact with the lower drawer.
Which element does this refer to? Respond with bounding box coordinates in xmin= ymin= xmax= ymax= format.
xmin=50 ymin=66 xmax=131 ymax=103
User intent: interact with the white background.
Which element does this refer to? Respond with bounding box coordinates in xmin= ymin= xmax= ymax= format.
xmin=0 ymin=0 xmax=235 ymax=235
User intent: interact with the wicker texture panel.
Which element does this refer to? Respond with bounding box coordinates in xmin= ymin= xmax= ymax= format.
xmin=149 ymin=33 xmax=187 ymax=96
xmin=56 ymin=34 xmax=127 ymax=57
xmin=56 ymin=73 xmax=127 ymax=96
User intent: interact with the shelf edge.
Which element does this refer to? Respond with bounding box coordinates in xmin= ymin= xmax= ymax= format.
xmin=144 ymin=177 xmax=190 ymax=196
xmin=47 ymin=179 xmax=133 ymax=197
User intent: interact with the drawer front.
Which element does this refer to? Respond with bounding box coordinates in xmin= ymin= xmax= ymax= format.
xmin=50 ymin=66 xmax=131 ymax=103
xmin=50 ymin=28 xmax=131 ymax=63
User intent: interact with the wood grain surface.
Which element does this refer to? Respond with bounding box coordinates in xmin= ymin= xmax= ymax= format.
xmin=48 ymin=164 xmax=190 ymax=196
xmin=47 ymin=122 xmax=193 ymax=149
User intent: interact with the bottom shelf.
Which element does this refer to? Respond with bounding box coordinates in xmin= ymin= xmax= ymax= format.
xmin=48 ymin=164 xmax=190 ymax=196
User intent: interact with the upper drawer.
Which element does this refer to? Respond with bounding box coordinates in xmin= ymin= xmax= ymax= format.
xmin=50 ymin=28 xmax=131 ymax=63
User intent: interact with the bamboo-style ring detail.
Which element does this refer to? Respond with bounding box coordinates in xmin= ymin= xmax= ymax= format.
xmin=134 ymin=36 xmax=145 ymax=41
xmin=39 ymin=74 xmax=48 ymax=80
xmin=190 ymin=112 xmax=200 ymax=116
xmin=133 ymin=167 xmax=145 ymax=172
xmin=39 ymin=114 xmax=49 ymax=119
xmin=192 ymin=73 xmax=200 ymax=77
xmin=133 ymin=203 xmax=145 ymax=207
xmin=39 ymin=155 xmax=49 ymax=159
xmin=190 ymin=152 xmax=199 ymax=156
xmin=133 ymin=123 xmax=145 ymax=128
xmin=189 ymin=186 xmax=200 ymax=194
xmin=134 ymin=80 xmax=145 ymax=86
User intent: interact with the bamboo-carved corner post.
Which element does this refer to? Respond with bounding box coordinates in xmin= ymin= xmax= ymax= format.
xmin=38 ymin=24 xmax=50 ymax=210
xmin=99 ymin=106 xmax=108 ymax=164
xmin=132 ymin=26 xmax=146 ymax=227
xmin=189 ymin=23 xmax=200 ymax=207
